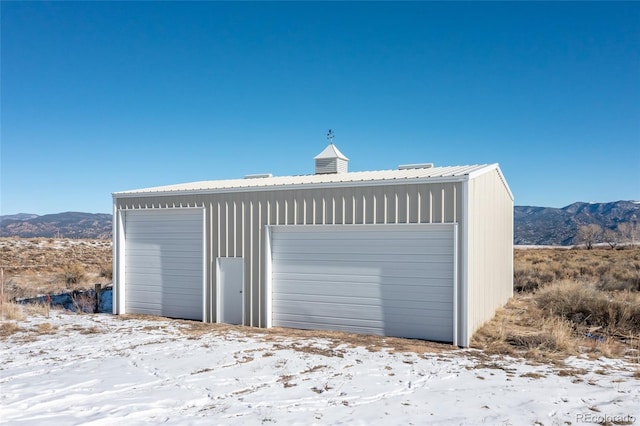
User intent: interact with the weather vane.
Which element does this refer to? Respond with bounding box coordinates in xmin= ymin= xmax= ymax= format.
xmin=327 ymin=129 xmax=335 ymax=144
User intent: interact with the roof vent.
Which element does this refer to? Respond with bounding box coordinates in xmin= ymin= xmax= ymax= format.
xmin=314 ymin=130 xmax=349 ymax=174
xmin=244 ymin=173 xmax=273 ymax=179
xmin=398 ymin=163 xmax=434 ymax=170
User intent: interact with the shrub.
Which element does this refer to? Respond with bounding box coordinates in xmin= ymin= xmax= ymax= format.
xmin=0 ymin=322 xmax=23 ymax=337
xmin=99 ymin=261 xmax=113 ymax=280
xmin=36 ymin=323 xmax=57 ymax=334
xmin=535 ymin=279 xmax=640 ymax=335
xmin=505 ymin=318 xmax=576 ymax=353
xmin=72 ymin=293 xmax=96 ymax=313
xmin=59 ymin=263 xmax=86 ymax=285
xmin=0 ymin=302 xmax=25 ymax=321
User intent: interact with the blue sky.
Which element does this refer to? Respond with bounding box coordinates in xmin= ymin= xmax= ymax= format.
xmin=2 ymin=1 xmax=639 ymax=215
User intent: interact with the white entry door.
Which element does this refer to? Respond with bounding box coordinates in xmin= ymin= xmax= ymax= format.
xmin=217 ymin=258 xmax=244 ymax=325
xmin=270 ymin=224 xmax=456 ymax=342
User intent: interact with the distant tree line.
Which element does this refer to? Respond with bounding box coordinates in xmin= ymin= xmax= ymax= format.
xmin=576 ymin=222 xmax=639 ymax=249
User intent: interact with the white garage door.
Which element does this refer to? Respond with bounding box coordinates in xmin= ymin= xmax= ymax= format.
xmin=271 ymin=224 xmax=456 ymax=342
xmin=124 ymin=209 xmax=204 ymax=320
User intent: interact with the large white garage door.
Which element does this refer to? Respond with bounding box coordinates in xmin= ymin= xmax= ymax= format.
xmin=271 ymin=224 xmax=456 ymax=342
xmin=124 ymin=209 xmax=204 ymax=320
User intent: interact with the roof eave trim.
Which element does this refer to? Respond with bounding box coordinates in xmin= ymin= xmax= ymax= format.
xmin=467 ymin=163 xmax=515 ymax=202
xmin=112 ymin=175 xmax=472 ymax=199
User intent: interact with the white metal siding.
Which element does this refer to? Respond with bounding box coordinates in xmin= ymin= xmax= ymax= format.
xmin=113 ymin=164 xmax=513 ymax=346
xmin=124 ymin=209 xmax=204 ymax=320
xmin=116 ymin=181 xmax=463 ymax=328
xmin=270 ymin=224 xmax=456 ymax=342
xmin=465 ymin=168 xmax=514 ymax=346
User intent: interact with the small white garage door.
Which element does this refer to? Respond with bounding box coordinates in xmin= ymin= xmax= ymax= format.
xmin=124 ymin=208 xmax=204 ymax=320
xmin=270 ymin=224 xmax=456 ymax=342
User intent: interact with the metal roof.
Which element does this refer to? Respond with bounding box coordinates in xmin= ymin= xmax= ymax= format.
xmin=114 ymin=163 xmax=510 ymax=198
xmin=314 ymin=143 xmax=349 ymax=160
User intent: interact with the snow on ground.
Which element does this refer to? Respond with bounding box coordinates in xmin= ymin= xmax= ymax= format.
xmin=1 ymin=311 xmax=638 ymax=425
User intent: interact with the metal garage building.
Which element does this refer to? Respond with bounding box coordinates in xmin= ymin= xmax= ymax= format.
xmin=112 ymin=143 xmax=513 ymax=347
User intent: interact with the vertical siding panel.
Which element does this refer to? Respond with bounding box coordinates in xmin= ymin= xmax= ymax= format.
xmin=443 ymin=184 xmax=455 ymax=223
xmin=284 ymin=199 xmax=289 ymax=225
xmin=383 ymin=193 xmax=388 ymax=224
xmin=431 ymin=184 xmax=442 ymax=223
xmin=383 ymin=187 xmax=394 ymax=224
xmin=258 ymin=196 xmax=268 ymax=327
xmin=209 ymin=202 xmax=215 ymax=322
xmin=321 ymin=194 xmax=327 ymax=224
xmin=226 ymin=196 xmax=233 ymax=257
xmin=287 ymin=198 xmax=295 ymax=225
xmin=419 ymin=185 xmax=430 ymax=223
xmin=232 ymin=199 xmax=237 ymax=256
xmin=276 ymin=195 xmax=285 ymax=225
xmin=312 ymin=197 xmax=318 ymax=225
xmin=325 ymin=191 xmax=330 ymax=225
xmin=371 ymin=190 xmax=377 ymax=224
xmin=340 ymin=190 xmax=353 ymax=224
xmin=351 ymin=194 xmax=357 ymax=224
xmin=355 ymin=192 xmax=364 ymax=224
xmin=306 ymin=192 xmax=314 ymax=224
xmin=245 ymin=200 xmax=255 ymax=325
xmin=302 ymin=197 xmax=307 ymax=225
xmin=216 ymin=201 xmax=222 ymax=257
xmin=405 ymin=188 xmax=411 ymax=223
xmin=234 ymin=197 xmax=242 ymax=258
xmin=242 ymin=198 xmax=255 ymax=325
xmin=428 ymin=185 xmax=434 ymax=223
xmin=220 ymin=199 xmax=226 ymax=257
xmin=371 ymin=191 xmax=377 ymax=224
xmin=273 ymin=197 xmax=280 ymax=226
xmin=396 ymin=186 xmax=408 ymax=224
xmin=335 ymin=193 xmax=343 ymax=224
xmin=452 ymin=185 xmax=457 ymax=223
xmin=278 ymin=194 xmax=286 ymax=225
xmin=407 ymin=185 xmax=419 ymax=223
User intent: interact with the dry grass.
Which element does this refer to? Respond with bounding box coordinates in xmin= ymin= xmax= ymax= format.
xmin=98 ymin=261 xmax=113 ymax=280
xmin=514 ymin=247 xmax=640 ymax=292
xmin=59 ymin=262 xmax=87 ymax=285
xmin=36 ymin=322 xmax=58 ymax=334
xmin=535 ymin=280 xmax=640 ymax=335
xmin=0 ymin=321 xmax=23 ymax=337
xmin=23 ymin=302 xmax=51 ymax=317
xmin=0 ymin=238 xmax=111 ymax=299
xmin=2 ymin=237 xmax=639 ymax=365
xmin=474 ymin=247 xmax=640 ymax=362
xmin=0 ymin=301 xmax=26 ymax=321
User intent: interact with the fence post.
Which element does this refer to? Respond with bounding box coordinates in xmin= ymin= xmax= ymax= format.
xmin=1 ymin=268 xmax=4 ymax=319
xmin=94 ymin=284 xmax=102 ymax=313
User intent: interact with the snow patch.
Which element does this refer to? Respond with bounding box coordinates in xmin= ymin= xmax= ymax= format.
xmin=1 ymin=312 xmax=638 ymax=425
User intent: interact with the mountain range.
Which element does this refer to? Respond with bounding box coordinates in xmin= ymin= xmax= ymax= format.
xmin=514 ymin=200 xmax=639 ymax=245
xmin=1 ymin=201 xmax=639 ymax=245
xmin=0 ymin=212 xmax=112 ymax=239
